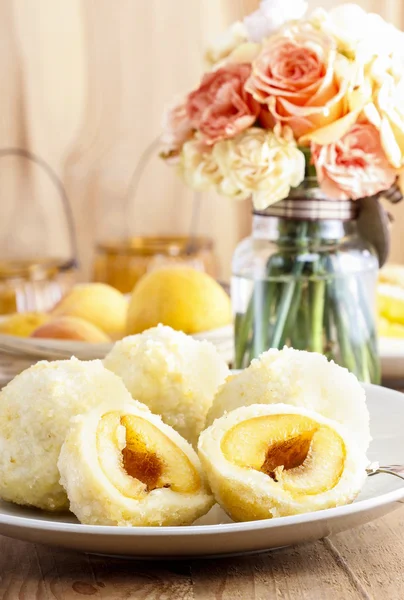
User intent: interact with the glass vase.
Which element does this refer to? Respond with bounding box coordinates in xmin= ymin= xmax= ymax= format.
xmin=232 ymin=182 xmax=381 ymax=383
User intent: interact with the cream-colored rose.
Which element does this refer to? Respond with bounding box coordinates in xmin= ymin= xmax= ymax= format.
xmin=310 ymin=5 xmax=404 ymax=64
xmin=205 ymin=21 xmax=248 ymax=67
xmin=309 ymin=5 xmax=404 ymax=157
xmin=244 ymin=0 xmax=308 ymax=43
xmin=225 ymin=42 xmax=262 ymax=66
xmin=178 ymin=138 xmax=223 ymax=192
xmin=213 ymin=126 xmax=305 ymax=209
xmin=364 ymin=70 xmax=404 ymax=169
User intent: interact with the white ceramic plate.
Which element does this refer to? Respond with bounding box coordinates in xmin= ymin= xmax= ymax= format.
xmin=0 ymin=383 xmax=403 ymax=559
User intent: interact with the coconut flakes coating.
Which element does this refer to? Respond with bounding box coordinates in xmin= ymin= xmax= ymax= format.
xmin=0 ymin=357 xmax=136 ymax=511
xmin=104 ymin=325 xmax=229 ymax=446
xmin=58 ymin=401 xmax=214 ymax=526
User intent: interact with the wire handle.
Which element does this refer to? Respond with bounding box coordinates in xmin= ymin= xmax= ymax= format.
xmin=124 ymin=136 xmax=201 ymax=251
xmin=0 ymin=148 xmax=78 ymax=270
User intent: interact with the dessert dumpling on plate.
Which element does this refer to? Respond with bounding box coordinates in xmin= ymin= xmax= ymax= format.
xmin=58 ymin=401 xmax=214 ymax=526
xmin=0 ymin=358 xmax=134 ymax=511
xmin=207 ymin=347 xmax=370 ymax=454
xmin=199 ymin=403 xmax=368 ymax=522
xmin=104 ymin=325 xmax=229 ymax=447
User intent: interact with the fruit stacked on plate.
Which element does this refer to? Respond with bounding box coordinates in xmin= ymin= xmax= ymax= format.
xmin=0 ymin=325 xmax=370 ymax=526
xmin=378 ymin=265 xmax=404 ymax=339
xmin=0 ymin=268 xmax=232 ymax=342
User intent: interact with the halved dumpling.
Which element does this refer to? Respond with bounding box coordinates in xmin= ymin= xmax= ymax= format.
xmin=206 ymin=348 xmax=371 ymax=455
xmin=58 ymin=402 xmax=214 ymax=526
xmin=198 ymin=404 xmax=368 ymax=522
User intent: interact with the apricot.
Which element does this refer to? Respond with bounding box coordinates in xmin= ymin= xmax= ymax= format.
xmin=52 ymin=283 xmax=127 ymax=339
xmin=31 ymin=316 xmax=110 ymax=343
xmin=0 ymin=312 xmax=51 ymax=337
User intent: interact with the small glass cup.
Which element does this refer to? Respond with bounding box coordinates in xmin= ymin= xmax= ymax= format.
xmin=93 ymin=236 xmax=218 ymax=294
xmin=0 ymin=259 xmax=76 ymax=315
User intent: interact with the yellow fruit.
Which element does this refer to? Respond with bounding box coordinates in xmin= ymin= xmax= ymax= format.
xmin=58 ymin=402 xmax=214 ymax=526
xmin=379 ymin=264 xmax=404 ymax=288
xmin=0 ymin=312 xmax=50 ymax=337
xmin=378 ymin=316 xmax=404 ymax=338
xmin=126 ymin=267 xmax=231 ymax=335
xmin=198 ymin=404 xmax=368 ymax=521
xmin=52 ymin=283 xmax=127 ymax=339
xmin=378 ymin=284 xmax=404 ymax=325
xmin=31 ymin=316 xmax=111 ymax=343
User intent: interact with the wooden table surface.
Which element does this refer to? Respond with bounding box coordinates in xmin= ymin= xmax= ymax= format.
xmin=1 ymin=505 xmax=404 ymax=600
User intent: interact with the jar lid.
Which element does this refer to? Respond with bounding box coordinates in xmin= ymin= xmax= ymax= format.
xmin=96 ymin=236 xmax=213 ymax=257
xmin=0 ymin=258 xmax=75 ymax=281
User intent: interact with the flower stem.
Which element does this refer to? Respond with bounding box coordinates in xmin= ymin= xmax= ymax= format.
xmin=331 ymin=298 xmax=358 ymax=374
xmin=309 ymin=257 xmax=326 ymax=353
xmin=270 ymin=222 xmax=308 ymax=348
xmin=234 ymin=306 xmax=253 ymax=369
xmin=310 ymin=278 xmax=326 ymax=353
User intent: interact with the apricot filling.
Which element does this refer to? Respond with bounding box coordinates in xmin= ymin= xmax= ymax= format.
xmin=221 ymin=414 xmax=346 ymax=496
xmin=121 ymin=435 xmax=163 ymax=491
xmin=97 ymin=412 xmax=201 ymax=498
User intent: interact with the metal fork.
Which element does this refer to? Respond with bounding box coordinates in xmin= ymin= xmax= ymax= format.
xmin=367 ymin=464 xmax=404 ymax=482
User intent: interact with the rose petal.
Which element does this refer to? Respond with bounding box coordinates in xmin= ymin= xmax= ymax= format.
xmin=299 ymin=107 xmax=363 ymax=145
xmin=380 ymin=117 xmax=403 ymax=169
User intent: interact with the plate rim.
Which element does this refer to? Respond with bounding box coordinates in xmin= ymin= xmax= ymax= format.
xmin=0 ymin=484 xmax=403 ymax=538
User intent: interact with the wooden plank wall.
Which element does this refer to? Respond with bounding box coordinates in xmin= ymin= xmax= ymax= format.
xmin=0 ymin=0 xmax=403 ymax=282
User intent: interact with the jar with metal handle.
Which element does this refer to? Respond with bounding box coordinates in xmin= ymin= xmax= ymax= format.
xmin=232 ymin=179 xmax=381 ymax=383
xmin=0 ymin=148 xmax=78 ymax=314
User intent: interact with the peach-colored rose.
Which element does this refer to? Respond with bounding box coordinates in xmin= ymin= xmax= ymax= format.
xmin=312 ymin=123 xmax=397 ymax=200
xmin=246 ymin=24 xmax=347 ymax=139
xmin=186 ymin=63 xmax=260 ymax=145
xmin=161 ymin=99 xmax=194 ymax=161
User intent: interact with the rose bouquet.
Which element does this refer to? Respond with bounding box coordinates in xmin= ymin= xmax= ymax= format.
xmin=161 ymin=1 xmax=404 ymax=382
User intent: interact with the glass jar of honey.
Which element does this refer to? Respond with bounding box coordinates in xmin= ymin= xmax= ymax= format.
xmin=93 ymin=236 xmax=218 ymax=294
